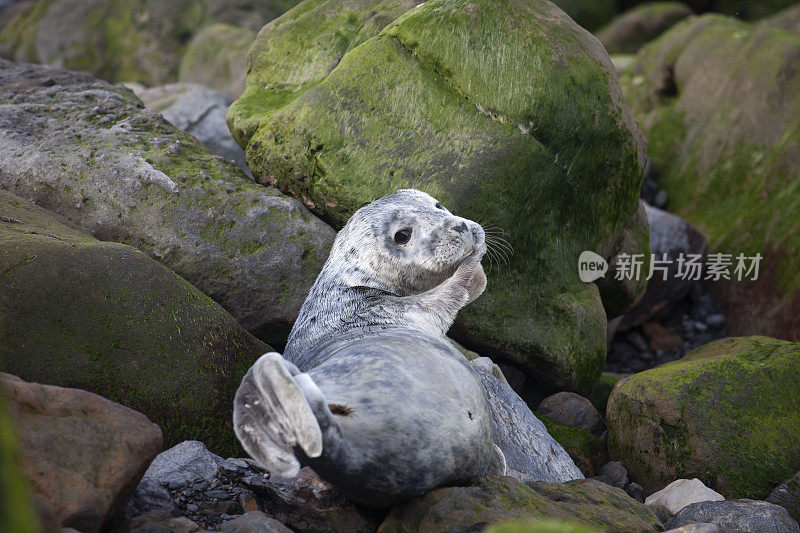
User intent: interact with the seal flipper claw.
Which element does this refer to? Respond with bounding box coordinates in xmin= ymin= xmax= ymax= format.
xmin=233 ymin=352 xmax=324 ymax=477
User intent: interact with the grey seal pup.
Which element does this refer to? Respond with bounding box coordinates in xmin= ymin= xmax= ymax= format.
xmin=234 ymin=189 xmax=500 ymax=508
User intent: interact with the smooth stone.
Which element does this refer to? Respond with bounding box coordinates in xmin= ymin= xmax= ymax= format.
xmin=646 ymin=478 xmax=726 ymax=521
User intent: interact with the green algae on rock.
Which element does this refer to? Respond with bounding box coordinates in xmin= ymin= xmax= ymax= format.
xmin=377 ymin=477 xmax=661 ymax=533
xmin=595 ymin=2 xmax=694 ymax=55
xmin=539 ymin=415 xmax=609 ymax=477
xmin=607 ymin=336 xmax=800 ymax=500
xmin=0 ymin=190 xmax=268 ymax=456
xmin=179 ymin=23 xmax=257 ymax=99
xmin=621 ymin=13 xmax=800 ymax=341
xmin=0 ymin=0 xmax=303 ymax=86
xmin=485 ymin=520 xmax=603 ymax=533
xmin=0 ymin=59 xmax=334 ymax=347
xmin=229 ymin=0 xmax=649 ymax=395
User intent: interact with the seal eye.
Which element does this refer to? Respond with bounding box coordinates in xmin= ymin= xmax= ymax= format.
xmin=393 ymin=228 xmax=412 ymax=245
xmin=435 ymin=202 xmax=445 ymax=210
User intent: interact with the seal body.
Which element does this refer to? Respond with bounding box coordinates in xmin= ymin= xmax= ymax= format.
xmin=234 ymin=189 xmax=494 ymax=508
xmin=298 ymin=327 xmax=493 ymax=507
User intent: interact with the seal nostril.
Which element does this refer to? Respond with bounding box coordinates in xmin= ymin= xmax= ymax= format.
xmin=453 ymin=222 xmax=468 ymax=234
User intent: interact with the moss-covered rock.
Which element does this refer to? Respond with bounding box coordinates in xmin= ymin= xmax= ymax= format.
xmin=377 ymin=477 xmax=661 ymax=533
xmin=178 ymin=23 xmax=256 ymax=99
xmin=0 ymin=189 xmax=269 ymax=456
xmin=0 ymin=390 xmax=42 ymax=533
xmin=0 ymin=60 xmax=334 ymax=346
xmin=596 ymin=2 xmax=694 ymax=54
xmin=607 ymin=336 xmax=800 ymax=499
xmin=229 ymin=0 xmax=649 ymax=394
xmin=0 ymin=0 xmax=302 ymax=86
xmin=621 ymin=14 xmax=800 ymax=341
xmin=485 ymin=520 xmax=603 ymax=533
xmin=539 ymin=415 xmax=609 ymax=477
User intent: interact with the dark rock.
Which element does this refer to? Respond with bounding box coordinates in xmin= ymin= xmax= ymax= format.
xmin=250 ymin=467 xmax=380 ymax=533
xmin=219 ymin=511 xmax=293 ymax=533
xmin=768 ymin=471 xmax=800 ymax=524
xmin=665 ymin=499 xmax=800 ymax=532
xmin=595 ymin=462 xmax=629 ymax=489
xmin=122 ymin=478 xmax=179 ymax=521
xmin=596 ymin=1 xmax=694 ymax=54
xmin=537 ymin=392 xmax=605 ymax=436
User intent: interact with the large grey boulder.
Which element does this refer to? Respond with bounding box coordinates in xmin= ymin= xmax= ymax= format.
xmin=129 ymin=82 xmax=251 ymax=176
xmin=665 ymin=500 xmax=800 ymax=533
xmin=0 ymin=59 xmax=335 ymax=345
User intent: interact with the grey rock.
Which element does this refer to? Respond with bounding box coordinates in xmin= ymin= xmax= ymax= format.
xmin=618 ymin=203 xmax=708 ymax=330
xmin=595 ymin=461 xmax=628 ymax=489
xmin=0 ymin=60 xmax=335 ymax=346
xmin=122 ymin=477 xmax=180 ymax=521
xmin=706 ymin=314 xmax=727 ymax=328
xmin=665 ymin=499 xmax=800 ymax=533
xmin=769 ymin=471 xmax=800 ymax=524
xmin=646 ymin=478 xmax=725 ymax=521
xmin=129 ymin=82 xmax=251 ymax=176
xmin=537 ymin=391 xmax=606 ymax=436
xmin=476 ymin=370 xmax=584 ymax=484
xmin=665 ymin=524 xmax=743 ymax=533
xmin=627 ymin=482 xmax=645 ymax=503
xmin=142 ymin=441 xmax=223 ymax=489
xmin=220 ymin=512 xmax=293 ymax=533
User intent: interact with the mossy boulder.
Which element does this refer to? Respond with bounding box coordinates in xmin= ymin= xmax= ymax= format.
xmin=486 ymin=520 xmax=603 ymax=533
xmin=0 ymin=60 xmax=334 ymax=346
xmin=0 ymin=0 xmax=302 ymax=86
xmin=378 ymin=477 xmax=661 ymax=533
xmin=607 ymin=336 xmax=800 ymax=499
xmin=539 ymin=415 xmax=609 ymax=477
xmin=0 ymin=389 xmax=43 ymax=533
xmin=229 ymin=0 xmax=649 ymax=394
xmin=0 ymin=189 xmax=268 ymax=456
xmin=178 ymin=23 xmax=257 ymax=99
xmin=596 ymin=2 xmax=694 ymax=54
xmin=621 ymin=14 xmax=800 ymax=341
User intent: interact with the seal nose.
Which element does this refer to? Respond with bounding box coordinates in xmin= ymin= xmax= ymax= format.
xmin=452 ymin=222 xmax=468 ymax=234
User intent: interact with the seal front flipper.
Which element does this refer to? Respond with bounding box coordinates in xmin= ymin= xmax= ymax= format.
xmin=233 ymin=352 xmax=326 ymax=477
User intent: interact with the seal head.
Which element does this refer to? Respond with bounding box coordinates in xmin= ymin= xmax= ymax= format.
xmin=284 ymin=189 xmax=486 ymax=366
